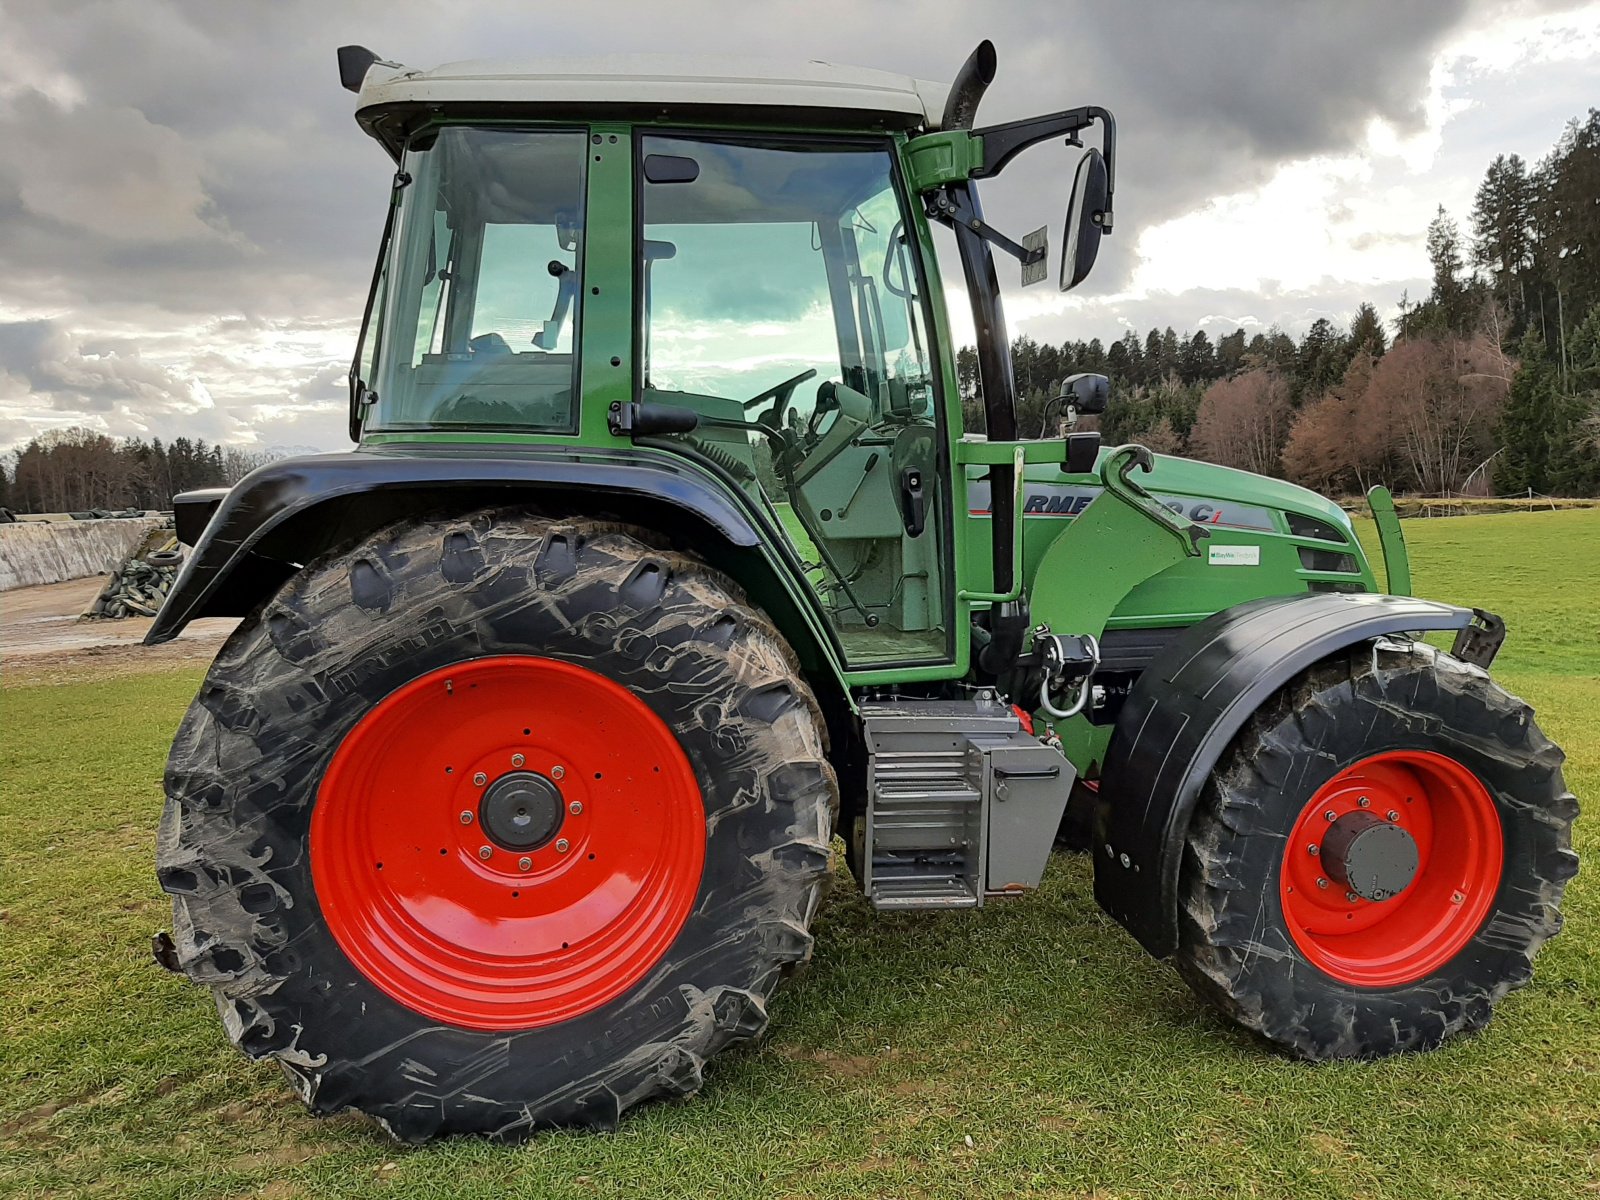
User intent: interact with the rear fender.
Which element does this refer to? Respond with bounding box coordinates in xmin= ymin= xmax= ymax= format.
xmin=147 ymin=446 xmax=848 ymax=698
xmin=1093 ymin=591 xmax=1497 ymax=957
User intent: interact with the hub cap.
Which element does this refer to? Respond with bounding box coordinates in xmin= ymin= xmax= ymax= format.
xmin=1279 ymin=750 xmax=1503 ymax=988
xmin=479 ymin=772 xmax=565 ymax=850
xmin=310 ymin=656 xmax=705 ymax=1031
xmin=1322 ymin=810 xmax=1419 ymax=901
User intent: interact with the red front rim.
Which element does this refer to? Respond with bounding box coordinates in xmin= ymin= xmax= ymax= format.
xmin=310 ymin=656 xmax=705 ymax=1031
xmin=1279 ymin=750 xmax=1503 ymax=987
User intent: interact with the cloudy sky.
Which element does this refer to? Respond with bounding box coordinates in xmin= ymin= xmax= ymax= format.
xmin=0 ymin=0 xmax=1595 ymax=454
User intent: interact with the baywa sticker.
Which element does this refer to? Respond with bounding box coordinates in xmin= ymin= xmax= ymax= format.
xmin=1207 ymin=544 xmax=1261 ymax=566
xmin=967 ymin=481 xmax=1276 ymax=533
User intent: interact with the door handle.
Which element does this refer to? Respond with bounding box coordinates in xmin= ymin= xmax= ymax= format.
xmin=898 ymin=467 xmax=926 ymax=538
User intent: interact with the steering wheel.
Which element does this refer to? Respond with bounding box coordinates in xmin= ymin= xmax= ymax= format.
xmin=741 ymin=368 xmax=818 ymax=428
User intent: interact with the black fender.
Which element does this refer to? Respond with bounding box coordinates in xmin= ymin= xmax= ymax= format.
xmin=147 ymin=444 xmax=797 ymax=647
xmin=1093 ymin=592 xmax=1494 ymax=958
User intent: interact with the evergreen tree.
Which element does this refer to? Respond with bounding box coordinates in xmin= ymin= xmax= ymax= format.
xmin=1296 ymin=318 xmax=1347 ymax=397
xmin=1180 ymin=330 xmax=1216 ymax=383
xmin=1348 ymin=303 xmax=1387 ymax=357
xmin=1119 ymin=330 xmax=1146 ymax=386
xmin=1471 ymin=153 xmax=1533 ymax=324
xmin=1216 ymin=329 xmax=1247 ymax=376
xmin=1424 ymin=205 xmax=1475 ymax=333
xmin=1144 ymin=328 xmax=1164 ymax=377
xmin=1495 ymin=332 xmax=1561 ymax=494
xmin=1159 ymin=327 xmax=1180 ymax=374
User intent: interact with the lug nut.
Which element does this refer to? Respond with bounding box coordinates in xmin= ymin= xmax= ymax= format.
xmin=512 ymin=753 xmax=525 ymax=767
xmin=569 ymin=801 xmax=583 ymax=815
xmin=473 ymin=772 xmax=488 ymax=787
xmin=556 ymin=838 xmax=570 ymax=854
xmin=1307 ymin=844 xmax=1320 ymax=856
xmin=478 ymin=845 xmax=493 ymax=861
xmin=1323 ymin=810 xmax=1337 ymax=822
xmin=1315 ymin=877 xmax=1329 ymax=889
xmin=1346 ymin=891 xmax=1360 ymax=903
xmin=459 ymin=810 xmax=473 ymax=825
xmin=518 ymin=856 xmax=532 ymax=871
xmin=551 ymin=765 xmax=566 ymax=780
xmin=1357 ymin=795 xmax=1371 ymax=808
xmin=1386 ymin=810 xmax=1400 ymax=822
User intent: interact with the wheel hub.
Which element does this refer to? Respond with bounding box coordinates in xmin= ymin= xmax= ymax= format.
xmin=310 ymin=655 xmax=706 ymax=1031
xmin=1322 ymin=810 xmax=1419 ymax=901
xmin=479 ymin=771 xmax=564 ymax=850
xmin=1278 ymin=749 xmax=1503 ymax=988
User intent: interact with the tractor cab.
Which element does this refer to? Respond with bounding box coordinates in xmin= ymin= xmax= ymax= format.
xmin=340 ymin=44 xmax=1118 ymax=672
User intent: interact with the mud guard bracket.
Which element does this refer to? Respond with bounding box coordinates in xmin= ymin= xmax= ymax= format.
xmin=1093 ymin=591 xmax=1481 ymax=958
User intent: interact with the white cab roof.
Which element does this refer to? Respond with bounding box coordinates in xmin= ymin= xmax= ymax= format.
xmin=356 ymin=53 xmax=950 ymax=129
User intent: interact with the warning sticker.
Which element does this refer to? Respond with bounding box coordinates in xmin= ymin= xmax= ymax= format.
xmin=1208 ymin=544 xmax=1261 ymax=566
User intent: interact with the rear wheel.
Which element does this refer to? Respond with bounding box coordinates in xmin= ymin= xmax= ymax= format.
xmin=157 ymin=512 xmax=836 ymax=1140
xmin=1175 ymin=640 xmax=1577 ymax=1060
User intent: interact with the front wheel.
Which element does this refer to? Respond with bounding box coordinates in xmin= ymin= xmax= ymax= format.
xmin=1175 ymin=640 xmax=1577 ymax=1060
xmin=157 ymin=513 xmax=836 ymax=1140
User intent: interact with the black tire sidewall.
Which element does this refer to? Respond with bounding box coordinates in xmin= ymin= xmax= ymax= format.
xmin=1181 ymin=646 xmax=1572 ymax=1056
xmin=164 ymin=513 xmax=833 ymax=1136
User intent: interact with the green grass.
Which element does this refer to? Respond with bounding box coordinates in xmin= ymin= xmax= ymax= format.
xmin=3 ymin=510 xmax=1597 ymax=1199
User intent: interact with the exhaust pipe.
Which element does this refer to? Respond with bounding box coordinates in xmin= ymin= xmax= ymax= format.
xmin=941 ymin=40 xmax=997 ymax=131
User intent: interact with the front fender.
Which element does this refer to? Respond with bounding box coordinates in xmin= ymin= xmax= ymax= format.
xmin=1093 ymin=591 xmax=1493 ymax=958
xmin=147 ymin=445 xmax=766 ymax=646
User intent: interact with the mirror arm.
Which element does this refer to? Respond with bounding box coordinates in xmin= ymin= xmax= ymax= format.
xmin=970 ymin=106 xmax=1117 ymax=232
xmin=925 ymin=189 xmax=1045 ymax=267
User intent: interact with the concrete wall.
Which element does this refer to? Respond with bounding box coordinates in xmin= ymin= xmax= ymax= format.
xmin=0 ymin=518 xmax=163 ymax=591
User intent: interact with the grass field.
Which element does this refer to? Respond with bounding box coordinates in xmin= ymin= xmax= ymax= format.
xmin=2 ymin=509 xmax=1596 ymax=1199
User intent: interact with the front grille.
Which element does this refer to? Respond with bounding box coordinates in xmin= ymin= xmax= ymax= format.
xmin=1299 ymin=547 xmax=1359 ymax=573
xmin=1286 ymin=512 xmax=1346 ymax=542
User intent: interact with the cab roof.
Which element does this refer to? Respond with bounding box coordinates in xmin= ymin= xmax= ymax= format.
xmin=353 ymin=53 xmax=951 ymax=156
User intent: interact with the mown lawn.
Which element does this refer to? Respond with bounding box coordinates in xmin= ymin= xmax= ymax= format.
xmin=2 ymin=510 xmax=1596 ymax=1199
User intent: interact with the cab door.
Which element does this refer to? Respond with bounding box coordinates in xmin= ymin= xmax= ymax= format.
xmin=636 ymin=132 xmax=954 ymax=667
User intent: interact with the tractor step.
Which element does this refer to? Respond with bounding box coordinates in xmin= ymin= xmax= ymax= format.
xmin=860 ymin=697 xmax=1074 ymax=909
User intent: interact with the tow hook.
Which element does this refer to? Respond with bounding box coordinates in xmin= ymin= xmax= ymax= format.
xmin=1451 ymin=609 xmax=1506 ymax=669
xmin=1033 ymin=625 xmax=1100 ymax=719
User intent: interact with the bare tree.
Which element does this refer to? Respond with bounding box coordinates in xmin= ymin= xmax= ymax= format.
xmin=1191 ymin=368 xmax=1292 ymax=476
xmin=1365 ymin=334 xmax=1511 ymax=493
xmin=1283 ymin=353 xmax=1387 ymax=494
xmin=222 ymin=446 xmax=283 ymax=485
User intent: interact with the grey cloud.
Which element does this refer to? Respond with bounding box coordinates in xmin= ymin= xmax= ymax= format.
xmin=0 ymin=0 xmax=1589 ymax=452
xmin=0 ymin=319 xmax=194 ymax=411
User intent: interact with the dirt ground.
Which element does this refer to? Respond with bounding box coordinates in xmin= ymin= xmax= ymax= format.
xmin=0 ymin=576 xmax=240 ymax=684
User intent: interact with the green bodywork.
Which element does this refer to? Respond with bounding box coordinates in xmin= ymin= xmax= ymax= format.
xmin=353 ymin=115 xmax=1406 ymax=778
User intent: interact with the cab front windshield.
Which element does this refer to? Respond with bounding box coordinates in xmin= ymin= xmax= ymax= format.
xmin=641 ymin=135 xmax=948 ymax=664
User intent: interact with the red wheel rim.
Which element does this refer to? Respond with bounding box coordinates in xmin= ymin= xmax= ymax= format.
xmin=310 ymin=656 xmax=705 ymax=1031
xmin=1279 ymin=750 xmax=1503 ymax=987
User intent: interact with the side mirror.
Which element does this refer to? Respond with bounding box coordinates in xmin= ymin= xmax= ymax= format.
xmin=1057 ymin=372 xmax=1108 ymax=415
xmin=1061 ymin=148 xmax=1111 ymax=292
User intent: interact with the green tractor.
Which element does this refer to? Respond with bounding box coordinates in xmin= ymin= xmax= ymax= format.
xmin=150 ymin=41 xmax=1577 ymax=1142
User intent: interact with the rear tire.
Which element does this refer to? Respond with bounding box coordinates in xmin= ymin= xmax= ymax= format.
xmin=157 ymin=511 xmax=836 ymax=1140
xmin=1174 ymin=640 xmax=1577 ymax=1060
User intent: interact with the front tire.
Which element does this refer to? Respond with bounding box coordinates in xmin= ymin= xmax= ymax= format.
xmin=157 ymin=512 xmax=836 ymax=1140
xmin=1175 ymin=640 xmax=1577 ymax=1060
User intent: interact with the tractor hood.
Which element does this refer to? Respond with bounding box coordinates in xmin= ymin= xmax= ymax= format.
xmin=1119 ymin=452 xmax=1352 ymax=532
xmin=969 ymin=448 xmax=1380 ymax=627
xmin=981 ymin=450 xmax=1356 ymax=539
